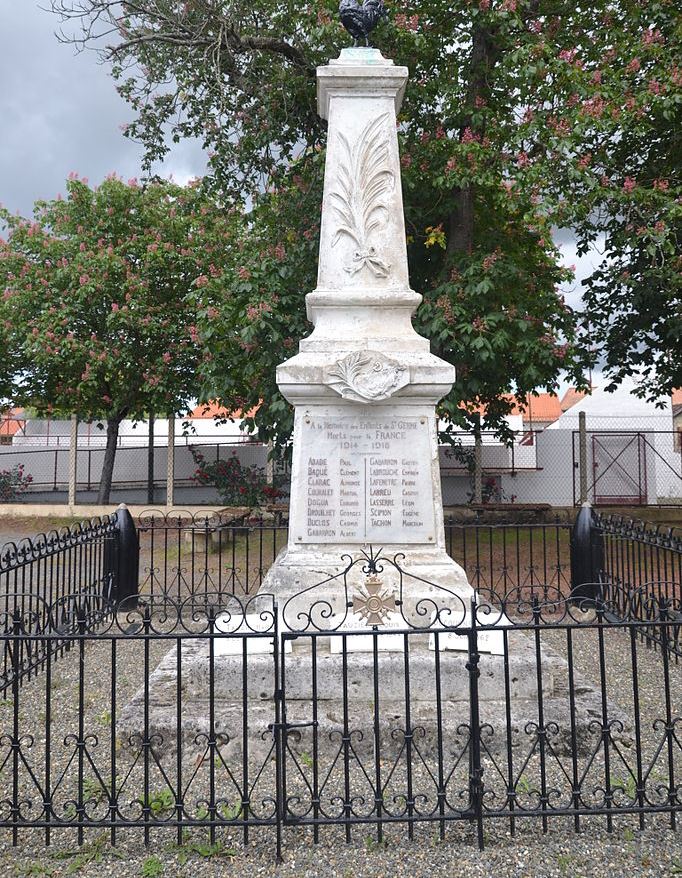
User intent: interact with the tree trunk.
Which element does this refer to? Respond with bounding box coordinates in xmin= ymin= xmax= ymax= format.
xmin=443 ymin=23 xmax=501 ymax=266
xmin=446 ymin=187 xmax=475 ymax=260
xmin=97 ymin=417 xmax=122 ymax=505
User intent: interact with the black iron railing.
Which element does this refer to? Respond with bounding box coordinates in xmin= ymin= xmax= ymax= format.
xmin=0 ymin=587 xmax=679 ymax=856
xmin=135 ymin=511 xmax=574 ymax=604
xmin=0 ymin=510 xmax=138 ymax=692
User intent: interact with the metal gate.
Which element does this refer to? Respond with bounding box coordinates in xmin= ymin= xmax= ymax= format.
xmin=591 ymin=432 xmax=647 ymax=505
xmin=276 ymin=623 xmax=483 ymax=849
xmin=273 ymin=550 xmax=485 ymax=852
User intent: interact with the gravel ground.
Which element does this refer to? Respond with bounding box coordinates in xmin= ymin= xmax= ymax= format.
xmin=0 ymin=605 xmax=680 ymax=877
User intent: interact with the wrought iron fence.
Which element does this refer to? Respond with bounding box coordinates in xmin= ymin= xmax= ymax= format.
xmin=0 ymin=579 xmax=679 ymax=858
xmin=594 ymin=512 xmax=682 ymax=654
xmin=0 ymin=515 xmax=120 ymax=691
xmin=134 ymin=512 xmax=574 ymax=604
xmin=136 ymin=510 xmax=289 ymax=600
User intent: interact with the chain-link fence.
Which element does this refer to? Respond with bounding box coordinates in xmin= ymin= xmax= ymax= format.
xmin=1 ymin=419 xmax=681 ymax=507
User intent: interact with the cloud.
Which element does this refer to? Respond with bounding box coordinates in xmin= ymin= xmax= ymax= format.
xmin=0 ymin=2 xmax=206 ymax=218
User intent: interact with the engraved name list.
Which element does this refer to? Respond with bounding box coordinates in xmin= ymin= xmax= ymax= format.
xmin=299 ymin=414 xmax=434 ymax=543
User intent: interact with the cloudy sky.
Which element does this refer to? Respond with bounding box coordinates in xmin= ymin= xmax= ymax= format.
xmin=0 ymin=2 xmax=206 ymax=220
xmin=1 ymin=2 xmax=599 ymax=315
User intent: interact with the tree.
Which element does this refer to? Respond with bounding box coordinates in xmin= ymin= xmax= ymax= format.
xmin=574 ymin=8 xmax=681 ymax=401
xmin=49 ymin=1 xmax=681 ymax=438
xmin=0 ymin=175 xmax=240 ymax=502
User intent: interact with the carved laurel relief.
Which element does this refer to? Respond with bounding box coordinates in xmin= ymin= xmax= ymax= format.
xmin=326 ymin=351 xmax=408 ymax=403
xmin=330 ymin=113 xmax=394 ymax=278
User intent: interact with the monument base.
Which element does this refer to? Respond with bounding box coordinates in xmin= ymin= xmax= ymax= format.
xmin=118 ymin=628 xmax=613 ymax=764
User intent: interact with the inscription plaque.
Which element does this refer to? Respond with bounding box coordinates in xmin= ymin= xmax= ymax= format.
xmin=298 ymin=414 xmax=434 ymax=543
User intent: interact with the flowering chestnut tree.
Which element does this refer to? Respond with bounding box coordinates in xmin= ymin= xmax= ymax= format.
xmin=50 ymin=0 xmax=681 ymax=437
xmin=0 ymin=176 xmax=240 ymax=502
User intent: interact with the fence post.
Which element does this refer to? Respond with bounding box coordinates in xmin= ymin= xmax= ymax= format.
xmin=68 ymin=414 xmax=78 ymax=507
xmin=467 ymin=596 xmax=484 ymax=849
xmin=578 ymin=411 xmax=588 ymax=504
xmin=147 ymin=414 xmax=155 ymax=505
xmin=111 ymin=503 xmax=139 ymax=606
xmin=570 ymin=502 xmax=603 ymax=603
xmin=166 ymin=415 xmax=175 ymax=508
xmin=473 ymin=416 xmax=483 ymax=505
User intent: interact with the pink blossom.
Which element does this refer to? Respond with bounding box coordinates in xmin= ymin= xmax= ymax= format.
xmin=591 ymin=70 xmax=602 ymax=85
xmin=642 ymin=28 xmax=664 ymax=47
xmin=479 ymin=0 xmax=490 ymax=9
xmin=274 ymin=243 xmax=286 ymax=261
xmin=648 ymin=79 xmax=661 ymax=95
xmin=582 ymin=96 xmax=606 ymax=118
xmin=558 ymin=49 xmax=577 ymax=64
xmin=111 ymin=302 xmax=120 ymax=311
xmin=500 ymin=0 xmax=516 ymax=11
xmin=207 ymin=306 xmax=219 ymax=320
xmin=401 ymin=154 xmax=412 ymax=169
xmin=653 ymin=179 xmax=669 ymax=192
xmin=162 ymin=352 xmax=172 ymax=363
xmin=393 ymin=12 xmax=418 ymax=30
xmin=628 ymin=58 xmax=641 ymax=73
xmin=79 ymin=274 xmax=89 ymax=286
xmin=623 ymin=176 xmax=636 ymax=193
xmin=237 ymin=266 xmax=251 ymax=280
xmin=194 ymin=274 xmax=209 ymax=287
xmin=102 ymin=394 xmax=112 ymax=404
xmin=516 ymin=151 xmax=530 ymax=168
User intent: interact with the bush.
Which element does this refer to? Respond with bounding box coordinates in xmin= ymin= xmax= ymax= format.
xmin=191 ymin=448 xmax=282 ymax=508
xmin=0 ymin=463 xmax=33 ymax=501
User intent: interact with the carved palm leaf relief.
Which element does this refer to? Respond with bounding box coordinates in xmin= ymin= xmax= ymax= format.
xmin=330 ymin=113 xmax=394 ymax=278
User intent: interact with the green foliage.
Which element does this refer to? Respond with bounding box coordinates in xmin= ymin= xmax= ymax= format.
xmin=52 ymin=833 xmax=125 ymax=874
xmin=144 ymin=787 xmax=174 ymax=818
xmin=514 ymin=773 xmax=535 ymax=796
xmin=13 ymin=863 xmax=55 ymax=878
xmin=48 ymin=0 xmax=682 ymax=432
xmin=175 ymin=838 xmax=237 ymax=865
xmin=140 ymin=856 xmax=164 ymax=878
xmin=298 ymin=751 xmax=314 ymax=768
xmin=82 ymin=775 xmax=108 ymax=805
xmin=610 ymin=773 xmax=637 ymax=799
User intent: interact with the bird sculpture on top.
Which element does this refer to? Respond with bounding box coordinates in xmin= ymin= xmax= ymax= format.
xmin=338 ymin=0 xmax=388 ymax=46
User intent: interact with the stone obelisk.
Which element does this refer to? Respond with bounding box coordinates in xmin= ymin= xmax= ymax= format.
xmin=261 ymin=47 xmax=472 ymax=605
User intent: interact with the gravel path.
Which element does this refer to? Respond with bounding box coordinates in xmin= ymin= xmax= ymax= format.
xmin=0 ymin=607 xmax=679 ymax=877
